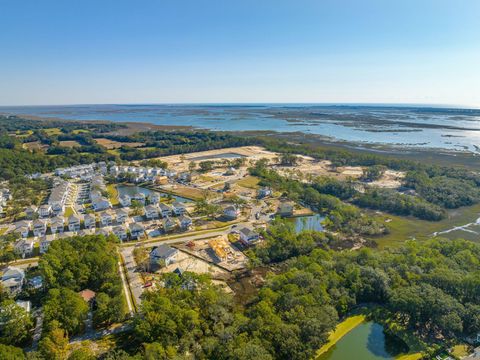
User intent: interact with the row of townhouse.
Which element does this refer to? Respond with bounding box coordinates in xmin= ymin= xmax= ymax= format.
xmin=144 ymin=201 xmax=187 ymax=219
xmin=110 ymin=165 xmax=177 ymax=183
xmin=54 ymin=162 xmax=107 ymax=180
xmin=90 ymin=177 xmax=112 ymax=211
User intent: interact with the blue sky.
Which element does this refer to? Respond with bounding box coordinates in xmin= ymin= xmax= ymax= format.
xmin=1 ymin=0 xmax=479 ymax=106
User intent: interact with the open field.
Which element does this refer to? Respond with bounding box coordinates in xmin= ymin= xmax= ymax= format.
xmin=236 ymin=175 xmax=261 ymax=189
xmin=59 ymin=140 xmax=81 ymax=148
xmin=95 ymin=138 xmax=145 ymax=149
xmin=23 ymin=141 xmax=49 ymax=151
xmin=43 ymin=127 xmax=63 ymax=135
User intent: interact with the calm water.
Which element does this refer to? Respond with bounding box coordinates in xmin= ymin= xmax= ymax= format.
xmin=289 ymin=214 xmax=325 ymax=233
xmin=116 ymin=185 xmax=191 ymax=202
xmin=2 ymin=104 xmax=480 ymax=152
xmin=319 ymin=322 xmax=408 ymax=360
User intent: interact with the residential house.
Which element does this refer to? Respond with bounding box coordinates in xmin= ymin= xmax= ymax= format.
xmin=163 ymin=217 xmax=178 ymax=233
xmin=50 ymin=216 xmax=64 ymax=234
xmin=145 ymin=205 xmax=159 ymax=220
xmin=223 ymin=205 xmax=239 ymax=220
xmin=1 ymin=267 xmax=25 ymax=294
xmin=68 ymin=214 xmax=81 ymax=232
xmin=159 ymin=203 xmax=172 ymax=218
xmin=115 ymin=208 xmax=129 ymax=224
xmin=48 ymin=180 xmax=70 ymax=215
xmin=172 ymin=202 xmax=187 ymax=216
xmin=38 ymin=204 xmax=52 ymax=218
xmin=150 ymin=244 xmax=178 ymax=266
xmin=40 ymin=235 xmax=56 ymax=254
xmin=17 ymin=225 xmax=30 ymax=238
xmin=239 ymin=227 xmax=260 ymax=246
xmin=84 ymin=214 xmax=96 ymax=229
xmin=257 ymin=187 xmax=272 ymax=198
xmin=33 ymin=219 xmax=47 ymax=237
xmin=277 ymin=201 xmax=294 ymax=217
xmin=112 ymin=225 xmax=127 ymax=241
xmin=28 ymin=276 xmax=43 ymax=290
xmin=131 ymin=192 xmax=146 ymax=205
xmin=149 ymin=193 xmax=161 ymax=205
xmin=178 ymin=215 xmax=192 ymax=230
xmin=100 ymin=211 xmax=114 ymax=227
xmin=92 ymin=197 xmax=111 ymax=212
xmin=14 ymin=239 xmax=34 ymax=258
xmin=119 ymin=194 xmax=131 ymax=207
xmin=129 ymin=222 xmax=145 ymax=239
xmin=25 ymin=205 xmax=38 ymax=219
xmin=78 ymin=289 xmax=96 ymax=304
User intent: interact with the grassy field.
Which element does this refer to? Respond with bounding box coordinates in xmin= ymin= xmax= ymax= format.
xmin=315 ymin=314 xmax=366 ymax=359
xmin=71 ymin=129 xmax=90 ymax=134
xmin=59 ymin=140 xmax=81 ymax=148
xmin=43 ymin=127 xmax=63 ymax=135
xmin=64 ymin=206 xmax=75 ymax=217
xmin=107 ymin=184 xmax=119 ymax=206
xmin=371 ymin=202 xmax=480 ymax=248
xmin=236 ymin=176 xmax=260 ymax=189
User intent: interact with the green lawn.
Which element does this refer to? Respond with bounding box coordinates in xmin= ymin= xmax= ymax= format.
xmin=236 ymin=176 xmax=260 ymax=189
xmin=315 ymin=314 xmax=366 ymax=359
xmin=107 ymin=184 xmax=119 ymax=206
xmin=44 ymin=127 xmax=63 ymax=135
xmin=64 ymin=207 xmax=75 ymax=217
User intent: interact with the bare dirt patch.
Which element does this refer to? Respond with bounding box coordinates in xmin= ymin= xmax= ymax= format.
xmin=95 ymin=138 xmax=145 ymax=149
xmin=59 ymin=140 xmax=81 ymax=148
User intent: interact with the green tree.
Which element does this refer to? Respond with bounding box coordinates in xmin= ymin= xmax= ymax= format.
xmin=43 ymin=288 xmax=89 ymax=335
xmin=0 ymin=300 xmax=33 ymax=346
xmin=39 ymin=322 xmax=69 ymax=360
xmin=0 ymin=343 xmax=25 ymax=360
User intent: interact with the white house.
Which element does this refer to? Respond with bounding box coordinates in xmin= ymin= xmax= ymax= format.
xmin=223 ymin=205 xmax=239 ymax=220
xmin=179 ymin=215 xmax=192 ymax=230
xmin=115 ymin=208 xmax=129 ymax=224
xmin=119 ymin=194 xmax=131 ymax=207
xmin=92 ymin=197 xmax=111 ymax=212
xmin=112 ymin=225 xmax=127 ymax=241
xmin=131 ymin=193 xmax=146 ymax=205
xmin=38 ymin=204 xmax=52 ymax=218
xmin=129 ymin=223 xmax=145 ymax=239
xmin=1 ymin=267 xmax=25 ymax=294
xmin=150 ymin=244 xmax=178 ymax=266
xmin=50 ymin=217 xmax=64 ymax=234
xmin=18 ymin=226 xmax=30 ymax=238
xmin=149 ymin=193 xmax=161 ymax=205
xmin=25 ymin=205 xmax=38 ymax=219
xmin=84 ymin=214 xmax=96 ymax=229
xmin=100 ymin=211 xmax=114 ymax=227
xmin=172 ymin=202 xmax=187 ymax=216
xmin=258 ymin=187 xmax=272 ymax=198
xmin=40 ymin=235 xmax=56 ymax=254
xmin=14 ymin=239 xmax=34 ymax=258
xmin=239 ymin=227 xmax=260 ymax=246
xmin=33 ymin=219 xmax=47 ymax=237
xmin=68 ymin=214 xmax=81 ymax=232
xmin=159 ymin=203 xmax=172 ymax=218
xmin=163 ymin=217 xmax=178 ymax=233
xmin=145 ymin=205 xmax=159 ymax=220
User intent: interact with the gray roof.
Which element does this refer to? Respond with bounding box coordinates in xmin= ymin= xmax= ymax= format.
xmin=151 ymin=244 xmax=178 ymax=259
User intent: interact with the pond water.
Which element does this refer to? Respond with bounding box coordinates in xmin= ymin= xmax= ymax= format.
xmin=289 ymin=214 xmax=325 ymax=233
xmin=189 ymin=152 xmax=246 ymax=161
xmin=116 ymin=185 xmax=192 ymax=203
xmin=319 ymin=322 xmax=408 ymax=360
